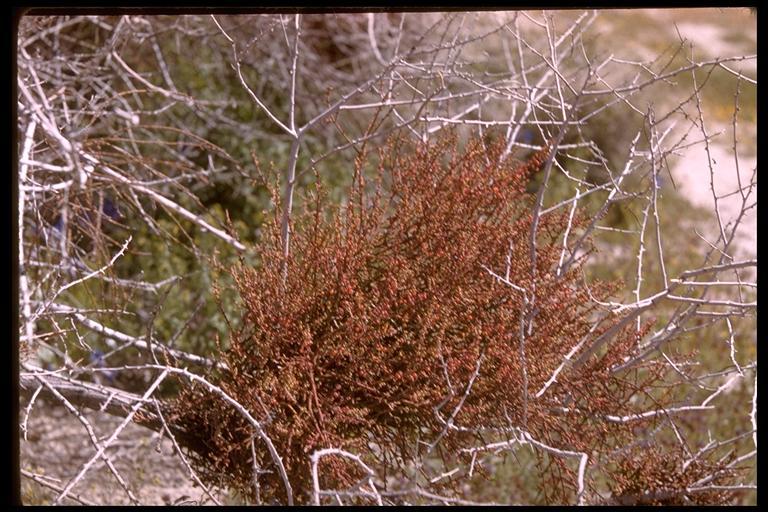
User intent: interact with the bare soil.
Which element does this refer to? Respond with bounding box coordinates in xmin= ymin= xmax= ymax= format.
xmin=20 ymin=401 xmax=226 ymax=505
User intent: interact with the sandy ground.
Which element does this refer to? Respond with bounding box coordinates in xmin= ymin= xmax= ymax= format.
xmin=598 ymin=8 xmax=757 ymax=259
xmin=668 ymin=139 xmax=757 ymax=259
xmin=663 ymin=8 xmax=757 ymax=259
xmin=20 ymin=402 xmax=226 ymax=505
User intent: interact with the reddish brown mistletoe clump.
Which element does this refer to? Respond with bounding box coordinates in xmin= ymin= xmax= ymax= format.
xmin=166 ymin=133 xmax=701 ymax=503
xmin=607 ymin=445 xmax=745 ymax=505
